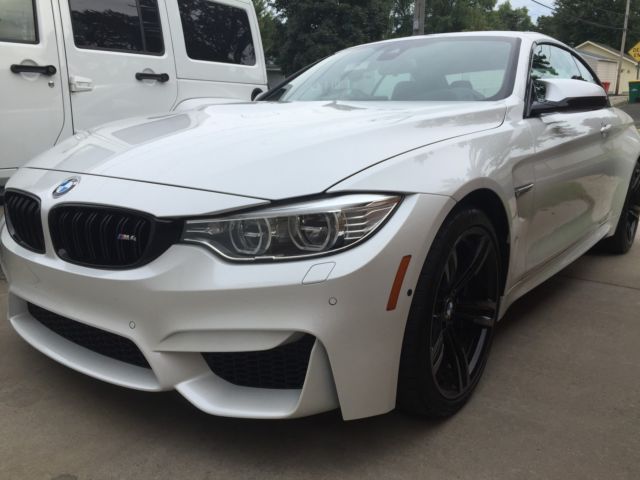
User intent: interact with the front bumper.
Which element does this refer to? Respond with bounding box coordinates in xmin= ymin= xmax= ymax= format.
xmin=1 ymin=168 xmax=454 ymax=420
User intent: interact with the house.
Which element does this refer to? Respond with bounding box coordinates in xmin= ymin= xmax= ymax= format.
xmin=576 ymin=40 xmax=639 ymax=94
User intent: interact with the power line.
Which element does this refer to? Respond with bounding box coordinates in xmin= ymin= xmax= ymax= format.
xmin=531 ymin=0 xmax=640 ymax=40
xmin=531 ymin=0 xmax=626 ymax=18
xmin=531 ymin=0 xmax=624 ymax=30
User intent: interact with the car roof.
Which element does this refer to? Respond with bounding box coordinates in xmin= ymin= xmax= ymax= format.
xmin=363 ymin=31 xmax=557 ymax=47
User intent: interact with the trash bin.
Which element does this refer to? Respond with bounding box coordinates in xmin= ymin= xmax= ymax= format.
xmin=629 ymin=81 xmax=640 ymax=103
xmin=602 ymin=81 xmax=611 ymax=93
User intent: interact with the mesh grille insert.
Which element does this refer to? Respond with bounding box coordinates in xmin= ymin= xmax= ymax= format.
xmin=202 ymin=335 xmax=316 ymax=390
xmin=28 ymin=303 xmax=150 ymax=369
xmin=4 ymin=190 xmax=45 ymax=253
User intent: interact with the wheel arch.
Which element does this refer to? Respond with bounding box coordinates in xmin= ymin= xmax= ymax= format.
xmin=451 ymin=188 xmax=512 ymax=296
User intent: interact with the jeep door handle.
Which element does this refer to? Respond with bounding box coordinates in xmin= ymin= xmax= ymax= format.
xmin=11 ymin=64 xmax=57 ymax=76
xmin=135 ymin=72 xmax=169 ymax=82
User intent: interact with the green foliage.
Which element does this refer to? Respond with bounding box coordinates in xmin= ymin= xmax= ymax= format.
xmin=425 ymin=0 xmax=496 ymax=33
xmin=255 ymin=0 xmax=537 ymax=74
xmin=272 ymin=0 xmax=395 ymax=74
xmin=536 ymin=0 xmax=640 ymax=49
xmin=389 ymin=0 xmax=415 ymax=38
xmin=490 ymin=1 xmax=535 ymax=31
xmin=423 ymin=0 xmax=535 ymax=33
xmin=252 ymin=0 xmax=280 ymax=62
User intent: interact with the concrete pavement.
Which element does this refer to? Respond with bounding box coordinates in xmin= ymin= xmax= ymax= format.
xmin=619 ymin=101 xmax=640 ymax=126
xmin=1 ymin=233 xmax=639 ymax=480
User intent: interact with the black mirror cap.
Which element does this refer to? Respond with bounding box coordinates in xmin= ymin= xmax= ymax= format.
xmin=529 ymin=95 xmax=608 ymax=117
xmin=251 ymin=88 xmax=264 ymax=101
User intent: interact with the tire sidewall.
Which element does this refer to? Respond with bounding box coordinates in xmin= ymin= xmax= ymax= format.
xmin=398 ymin=207 xmax=502 ymax=417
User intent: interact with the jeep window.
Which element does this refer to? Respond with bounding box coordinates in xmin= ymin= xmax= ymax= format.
xmin=178 ymin=0 xmax=256 ymax=66
xmin=68 ymin=0 xmax=164 ymax=55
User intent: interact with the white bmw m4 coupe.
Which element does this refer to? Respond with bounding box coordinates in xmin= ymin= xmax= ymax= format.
xmin=2 ymin=32 xmax=640 ymax=421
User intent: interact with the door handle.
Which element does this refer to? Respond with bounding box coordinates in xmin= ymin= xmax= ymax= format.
xmin=135 ymin=72 xmax=169 ymax=82
xmin=10 ymin=64 xmax=57 ymax=76
xmin=600 ymin=124 xmax=612 ymax=135
xmin=69 ymin=75 xmax=93 ymax=92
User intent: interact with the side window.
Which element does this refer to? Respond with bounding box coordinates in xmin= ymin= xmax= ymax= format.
xmin=531 ymin=44 xmax=585 ymax=102
xmin=572 ymin=56 xmax=597 ymax=83
xmin=0 ymin=0 xmax=38 ymax=44
xmin=68 ymin=0 xmax=164 ymax=55
xmin=531 ymin=44 xmax=581 ymax=81
xmin=178 ymin=0 xmax=256 ymax=66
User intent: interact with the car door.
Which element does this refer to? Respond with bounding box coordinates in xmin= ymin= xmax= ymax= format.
xmin=524 ymin=43 xmax=621 ymax=271
xmin=0 ymin=0 xmax=65 ymax=179
xmin=58 ymin=0 xmax=178 ymax=131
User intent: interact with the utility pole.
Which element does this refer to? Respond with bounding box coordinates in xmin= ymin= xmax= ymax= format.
xmin=615 ymin=0 xmax=631 ymax=95
xmin=413 ymin=0 xmax=425 ymax=36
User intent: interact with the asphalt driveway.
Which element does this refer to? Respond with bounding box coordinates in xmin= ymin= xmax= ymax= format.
xmin=1 ymin=232 xmax=639 ymax=480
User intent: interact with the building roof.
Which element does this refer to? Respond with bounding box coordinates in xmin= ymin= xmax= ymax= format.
xmin=576 ymin=49 xmax=618 ymax=63
xmin=575 ymin=40 xmax=637 ymax=65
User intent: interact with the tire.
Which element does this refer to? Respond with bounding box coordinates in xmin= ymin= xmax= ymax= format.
xmin=397 ymin=207 xmax=501 ymax=418
xmin=597 ymin=160 xmax=640 ymax=255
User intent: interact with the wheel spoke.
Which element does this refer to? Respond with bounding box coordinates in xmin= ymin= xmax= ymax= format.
xmin=450 ymin=236 xmax=491 ymax=293
xmin=455 ymin=299 xmax=497 ymax=328
xmin=630 ymin=168 xmax=640 ymax=193
xmin=427 ymin=226 xmax=499 ymax=401
xmin=630 ymin=167 xmax=640 ymax=205
xmin=443 ymin=248 xmax=459 ymax=289
xmin=431 ymin=331 xmax=445 ymax=373
xmin=445 ymin=328 xmax=470 ymax=392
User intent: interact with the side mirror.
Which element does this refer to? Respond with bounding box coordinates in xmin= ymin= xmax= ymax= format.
xmin=529 ymin=78 xmax=608 ymax=117
xmin=251 ymin=88 xmax=264 ymax=101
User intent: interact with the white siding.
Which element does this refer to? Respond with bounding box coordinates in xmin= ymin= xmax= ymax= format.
xmin=596 ymin=61 xmax=619 ymax=93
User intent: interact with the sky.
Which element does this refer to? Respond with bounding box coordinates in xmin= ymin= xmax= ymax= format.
xmin=502 ymin=0 xmax=555 ymax=22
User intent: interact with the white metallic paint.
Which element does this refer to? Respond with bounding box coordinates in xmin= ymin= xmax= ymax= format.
xmin=3 ymin=32 xmax=640 ymax=420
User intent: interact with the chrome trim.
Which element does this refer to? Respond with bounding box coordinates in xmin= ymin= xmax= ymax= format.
xmin=514 ymin=183 xmax=534 ymax=198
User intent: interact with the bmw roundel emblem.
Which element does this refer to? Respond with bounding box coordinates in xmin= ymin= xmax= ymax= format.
xmin=52 ymin=177 xmax=80 ymax=198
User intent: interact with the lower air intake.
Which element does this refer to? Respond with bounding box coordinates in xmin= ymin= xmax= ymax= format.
xmin=202 ymin=335 xmax=316 ymax=389
xmin=28 ymin=303 xmax=150 ymax=369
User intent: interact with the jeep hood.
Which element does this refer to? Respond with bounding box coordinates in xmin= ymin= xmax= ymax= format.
xmin=26 ymin=101 xmax=506 ymax=200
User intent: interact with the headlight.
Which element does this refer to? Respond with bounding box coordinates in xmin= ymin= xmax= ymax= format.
xmin=181 ymin=194 xmax=401 ymax=261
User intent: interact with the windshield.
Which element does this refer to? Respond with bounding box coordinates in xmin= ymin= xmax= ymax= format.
xmin=267 ymin=36 xmax=520 ymax=102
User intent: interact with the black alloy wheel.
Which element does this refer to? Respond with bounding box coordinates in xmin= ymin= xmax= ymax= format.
xmin=624 ymin=161 xmax=640 ymax=245
xmin=597 ymin=160 xmax=640 ymax=254
xmin=398 ymin=208 xmax=501 ymax=417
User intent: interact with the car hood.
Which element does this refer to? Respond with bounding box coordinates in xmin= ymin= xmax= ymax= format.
xmin=28 ymin=101 xmax=506 ymax=200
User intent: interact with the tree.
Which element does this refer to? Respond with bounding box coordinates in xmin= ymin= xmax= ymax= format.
xmin=389 ymin=0 xmax=414 ymax=38
xmin=252 ymin=0 xmax=281 ymax=62
xmin=424 ymin=0 xmax=497 ymax=33
xmin=490 ymin=1 xmax=535 ymax=31
xmin=536 ymin=0 xmax=640 ymax=49
xmin=264 ymin=0 xmax=536 ymax=74
xmin=272 ymin=0 xmax=394 ymax=74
